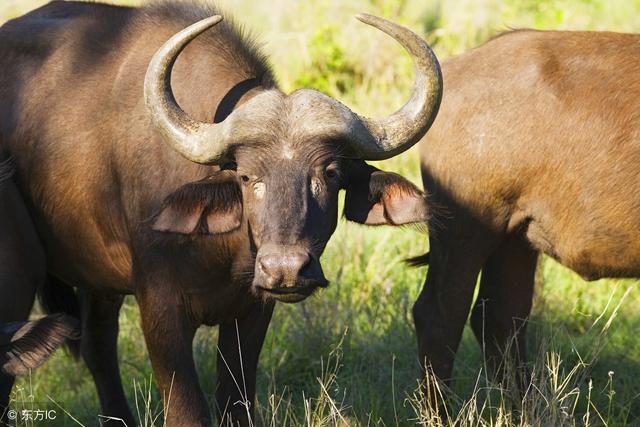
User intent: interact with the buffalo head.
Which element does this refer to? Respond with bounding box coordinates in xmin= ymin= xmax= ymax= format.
xmin=146 ymin=14 xmax=442 ymax=303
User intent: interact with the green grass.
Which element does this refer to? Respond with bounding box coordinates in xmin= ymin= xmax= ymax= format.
xmin=3 ymin=0 xmax=640 ymax=425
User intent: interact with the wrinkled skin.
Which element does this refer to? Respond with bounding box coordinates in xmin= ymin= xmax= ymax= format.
xmin=0 ymin=2 xmax=435 ymax=426
xmin=413 ymin=29 xmax=640 ymax=399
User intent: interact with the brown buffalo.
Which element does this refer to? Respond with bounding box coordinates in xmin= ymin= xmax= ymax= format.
xmin=0 ymin=1 xmax=442 ymax=425
xmin=412 ymin=29 xmax=640 ymax=394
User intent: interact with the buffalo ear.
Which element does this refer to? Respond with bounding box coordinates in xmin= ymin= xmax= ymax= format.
xmin=152 ymin=170 xmax=242 ymax=235
xmin=344 ymin=163 xmax=429 ymax=226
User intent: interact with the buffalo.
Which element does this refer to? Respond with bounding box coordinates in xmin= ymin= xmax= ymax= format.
xmin=0 ymin=1 xmax=442 ymax=425
xmin=412 ymin=29 xmax=640 ymax=395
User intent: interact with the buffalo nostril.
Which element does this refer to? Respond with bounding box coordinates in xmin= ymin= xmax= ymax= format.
xmin=256 ymin=251 xmax=314 ymax=287
xmin=258 ymin=258 xmax=267 ymax=274
xmin=293 ymin=252 xmax=311 ymax=272
xmin=258 ymin=254 xmax=280 ymax=278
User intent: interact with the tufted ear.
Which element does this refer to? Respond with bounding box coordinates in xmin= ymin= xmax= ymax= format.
xmin=152 ymin=170 xmax=242 ymax=235
xmin=344 ymin=162 xmax=429 ymax=226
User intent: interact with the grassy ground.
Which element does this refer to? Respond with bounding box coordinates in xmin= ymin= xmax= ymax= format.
xmin=3 ymin=0 xmax=640 ymax=425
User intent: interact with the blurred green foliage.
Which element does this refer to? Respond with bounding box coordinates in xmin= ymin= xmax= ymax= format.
xmin=293 ymin=26 xmax=361 ymax=96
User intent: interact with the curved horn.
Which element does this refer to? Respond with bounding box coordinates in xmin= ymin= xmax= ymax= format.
xmin=144 ymin=16 xmax=236 ymax=164
xmin=348 ymin=14 xmax=443 ymax=160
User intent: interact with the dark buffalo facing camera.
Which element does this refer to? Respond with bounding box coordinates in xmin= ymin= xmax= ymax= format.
xmin=0 ymin=1 xmax=441 ymax=425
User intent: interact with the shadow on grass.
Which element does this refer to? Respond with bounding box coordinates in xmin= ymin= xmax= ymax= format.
xmin=10 ymin=265 xmax=640 ymax=426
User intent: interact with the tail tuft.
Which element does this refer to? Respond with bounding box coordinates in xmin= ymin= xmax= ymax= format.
xmin=0 ymin=314 xmax=80 ymax=376
xmin=38 ymin=276 xmax=82 ymax=358
xmin=405 ymin=252 xmax=430 ymax=267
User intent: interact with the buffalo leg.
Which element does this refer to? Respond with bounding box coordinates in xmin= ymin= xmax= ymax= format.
xmin=216 ymin=302 xmax=274 ymax=426
xmin=412 ymin=220 xmax=499 ymax=401
xmin=0 ymin=178 xmax=44 ymax=416
xmin=136 ymin=287 xmax=208 ymax=427
xmin=77 ymin=289 xmax=135 ymax=426
xmin=470 ymin=233 xmax=537 ymax=390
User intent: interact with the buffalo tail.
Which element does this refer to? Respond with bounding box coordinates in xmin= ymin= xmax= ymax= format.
xmin=0 ymin=314 xmax=80 ymax=376
xmin=405 ymin=251 xmax=430 ymax=267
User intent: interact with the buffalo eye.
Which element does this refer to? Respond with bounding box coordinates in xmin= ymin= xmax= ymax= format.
xmin=240 ymin=175 xmax=250 ymax=184
xmin=324 ymin=165 xmax=340 ymax=181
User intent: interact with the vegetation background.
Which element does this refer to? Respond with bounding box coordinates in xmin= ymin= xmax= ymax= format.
xmin=2 ymin=0 xmax=640 ymax=425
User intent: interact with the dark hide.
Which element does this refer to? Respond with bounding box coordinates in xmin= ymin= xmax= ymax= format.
xmin=0 ymin=156 xmax=48 ymax=417
xmin=0 ymin=159 xmax=12 ymax=184
xmin=405 ymin=251 xmax=430 ymax=267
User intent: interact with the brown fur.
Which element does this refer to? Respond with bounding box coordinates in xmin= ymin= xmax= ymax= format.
xmin=413 ymin=29 xmax=640 ymax=398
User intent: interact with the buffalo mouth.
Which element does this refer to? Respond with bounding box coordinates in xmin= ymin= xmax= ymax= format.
xmin=251 ymin=246 xmax=329 ymax=303
xmin=256 ymin=286 xmax=313 ymax=303
xmin=253 ymin=278 xmax=328 ymax=304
